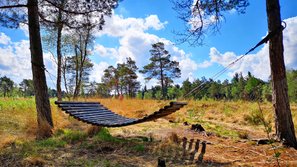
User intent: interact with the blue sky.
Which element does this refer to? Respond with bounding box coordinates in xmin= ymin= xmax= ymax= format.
xmin=0 ymin=0 xmax=297 ymax=89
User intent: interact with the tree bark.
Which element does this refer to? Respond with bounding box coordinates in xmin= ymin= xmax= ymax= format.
xmin=73 ymin=45 xmax=80 ymax=99
xmin=56 ymin=8 xmax=63 ymax=101
xmin=27 ymin=0 xmax=53 ymax=139
xmin=266 ymin=0 xmax=297 ymax=148
xmin=159 ymin=56 xmax=165 ymax=99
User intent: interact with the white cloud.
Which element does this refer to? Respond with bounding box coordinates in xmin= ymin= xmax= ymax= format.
xmin=94 ymin=44 xmax=118 ymax=59
xmin=197 ymin=60 xmax=212 ymax=68
xmin=203 ymin=16 xmax=297 ymax=81
xmin=96 ymin=14 xmax=167 ymax=37
xmin=89 ymin=61 xmax=110 ymax=83
xmin=0 ymin=34 xmax=57 ymax=88
xmin=283 ymin=17 xmax=297 ymax=69
xmin=19 ymin=23 xmax=29 ymax=37
xmin=145 ymin=15 xmax=168 ymax=30
xmin=0 ymin=40 xmax=32 ymax=82
xmin=0 ymin=33 xmax=11 ymax=45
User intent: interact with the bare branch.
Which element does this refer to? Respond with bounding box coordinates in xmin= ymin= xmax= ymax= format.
xmin=0 ymin=4 xmax=28 ymax=9
xmin=172 ymin=0 xmax=249 ymax=46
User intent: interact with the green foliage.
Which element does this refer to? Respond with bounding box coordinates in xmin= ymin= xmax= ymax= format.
xmin=287 ymin=70 xmax=297 ymax=102
xmin=102 ymin=58 xmax=140 ymax=97
xmin=36 ymin=138 xmax=66 ymax=148
xmin=19 ymin=142 xmax=39 ymax=157
xmin=19 ymin=79 xmax=34 ymax=97
xmin=186 ymin=107 xmax=205 ymax=122
xmin=0 ymin=76 xmax=14 ymax=97
xmin=144 ymin=91 xmax=153 ymax=99
xmin=61 ymin=129 xmax=87 ymax=144
xmin=262 ymin=83 xmax=272 ymax=102
xmin=167 ymin=85 xmax=182 ymax=99
xmin=132 ymin=144 xmax=145 ymax=152
xmin=200 ymin=122 xmax=239 ymax=138
xmin=94 ymin=128 xmax=122 ymax=143
xmin=182 ymin=78 xmax=192 ymax=97
xmin=18 ymin=137 xmax=66 ymax=157
xmin=243 ymin=109 xmax=264 ymax=126
xmin=187 ymin=109 xmax=196 ymax=119
xmin=155 ymin=90 xmax=162 ymax=100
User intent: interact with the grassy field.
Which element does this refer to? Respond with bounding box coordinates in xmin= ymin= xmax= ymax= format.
xmin=1 ymin=97 xmax=297 ymax=166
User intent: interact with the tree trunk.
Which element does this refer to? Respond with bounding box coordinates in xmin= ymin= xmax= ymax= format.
xmin=56 ymin=8 xmax=63 ymax=101
xmin=73 ymin=45 xmax=80 ymax=99
xmin=266 ymin=0 xmax=297 ymax=148
xmin=27 ymin=0 xmax=53 ymax=139
xmin=159 ymin=57 xmax=165 ymax=99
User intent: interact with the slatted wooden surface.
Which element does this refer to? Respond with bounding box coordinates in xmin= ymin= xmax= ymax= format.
xmin=55 ymin=101 xmax=187 ymax=127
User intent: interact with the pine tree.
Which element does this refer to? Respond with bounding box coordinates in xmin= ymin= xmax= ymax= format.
xmin=0 ymin=76 xmax=14 ymax=97
xmin=140 ymin=42 xmax=181 ymax=99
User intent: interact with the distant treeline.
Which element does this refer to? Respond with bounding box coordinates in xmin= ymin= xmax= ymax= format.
xmin=1 ymin=70 xmax=297 ymax=102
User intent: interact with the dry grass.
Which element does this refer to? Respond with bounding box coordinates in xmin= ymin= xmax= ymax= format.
xmin=86 ymin=98 xmax=171 ymax=118
xmin=0 ymin=98 xmax=72 ymax=148
xmin=1 ymin=97 xmax=297 ymax=166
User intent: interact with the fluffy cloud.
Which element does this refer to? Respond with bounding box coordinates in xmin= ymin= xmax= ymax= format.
xmin=0 ymin=40 xmax=32 ymax=82
xmin=94 ymin=44 xmax=118 ymax=59
xmin=204 ymin=16 xmax=297 ymax=81
xmin=283 ymin=17 xmax=297 ymax=68
xmin=89 ymin=61 xmax=110 ymax=83
xmin=19 ymin=23 xmax=29 ymax=37
xmin=96 ymin=14 xmax=167 ymax=37
xmin=0 ymin=35 xmax=57 ymax=88
xmin=0 ymin=33 xmax=11 ymax=45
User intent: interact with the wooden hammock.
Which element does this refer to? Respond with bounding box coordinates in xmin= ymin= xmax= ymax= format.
xmin=55 ymin=101 xmax=187 ymax=127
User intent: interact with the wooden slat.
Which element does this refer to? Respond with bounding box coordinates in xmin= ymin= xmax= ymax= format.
xmin=58 ymin=104 xmax=101 ymax=107
xmin=55 ymin=101 xmax=100 ymax=104
xmin=83 ymin=116 xmax=131 ymax=123
xmin=73 ymin=113 xmax=121 ymax=120
xmin=60 ymin=106 xmax=106 ymax=110
xmin=64 ymin=108 xmax=110 ymax=112
xmin=67 ymin=110 xmax=114 ymax=115
xmin=70 ymin=111 xmax=116 ymax=117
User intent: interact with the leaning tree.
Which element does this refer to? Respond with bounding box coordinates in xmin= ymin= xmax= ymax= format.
xmin=173 ymin=0 xmax=297 ymax=148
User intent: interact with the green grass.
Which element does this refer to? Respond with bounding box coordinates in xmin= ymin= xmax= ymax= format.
xmin=191 ymin=120 xmax=240 ymax=138
xmin=14 ymin=129 xmax=88 ymax=158
xmin=61 ymin=129 xmax=87 ymax=144
xmin=205 ymin=122 xmax=239 ymax=138
xmin=36 ymin=137 xmax=67 ymax=148
xmin=94 ymin=128 xmax=123 ymax=143
xmin=132 ymin=144 xmax=145 ymax=152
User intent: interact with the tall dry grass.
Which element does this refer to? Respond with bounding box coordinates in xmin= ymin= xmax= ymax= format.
xmin=86 ymin=98 xmax=172 ymax=118
xmin=1 ymin=97 xmax=296 ymax=148
xmin=0 ymin=98 xmax=71 ymax=148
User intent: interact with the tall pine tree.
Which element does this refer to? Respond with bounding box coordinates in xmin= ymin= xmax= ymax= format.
xmin=140 ymin=42 xmax=181 ymax=99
